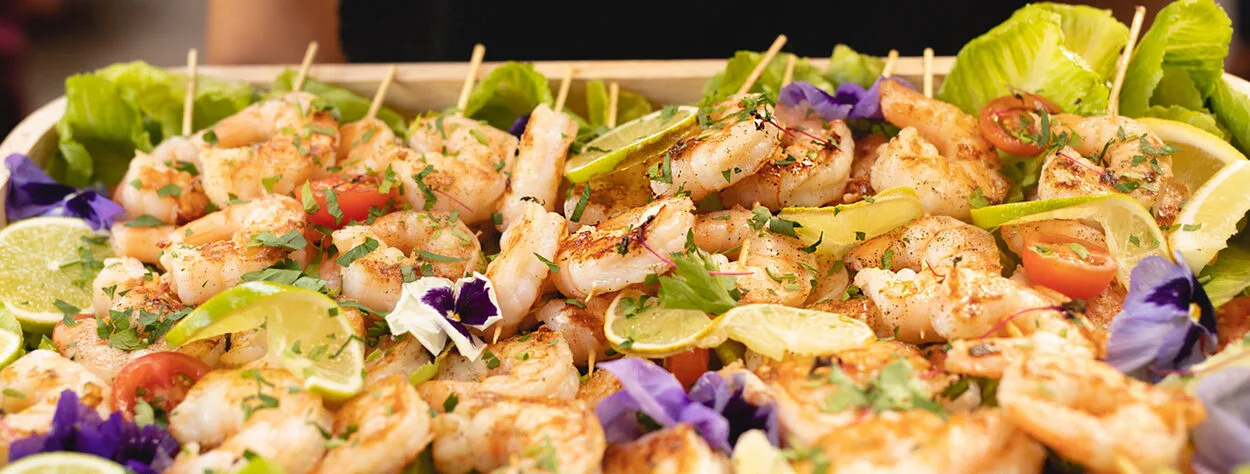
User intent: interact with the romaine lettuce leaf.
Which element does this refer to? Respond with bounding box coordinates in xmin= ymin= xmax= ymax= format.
xmin=462 ymin=62 xmax=553 ymax=131
xmin=1144 ymin=104 xmax=1229 ymax=140
xmin=1200 ymin=240 xmax=1250 ymax=307
xmin=50 ymin=62 xmax=257 ymax=187
xmin=271 ymin=71 xmax=405 ymax=135
xmin=1034 ymin=3 xmax=1129 ymax=78
xmin=826 ymin=45 xmax=883 ymax=88
xmin=702 ymin=52 xmax=834 ymax=105
xmin=937 ymin=5 xmax=1113 ymax=116
xmin=584 ymin=80 xmax=653 ymax=128
xmin=1119 ymin=0 xmax=1232 ymax=117
xmin=1209 ymin=75 xmax=1250 ymax=152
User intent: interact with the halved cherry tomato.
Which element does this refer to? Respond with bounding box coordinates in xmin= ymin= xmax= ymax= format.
xmin=664 ymin=348 xmax=710 ymax=387
xmin=303 ymin=174 xmax=397 ymax=229
xmin=1020 ymin=235 xmax=1117 ymax=299
xmin=112 ymin=352 xmax=211 ymax=421
xmin=978 ymin=92 xmax=1063 ymax=156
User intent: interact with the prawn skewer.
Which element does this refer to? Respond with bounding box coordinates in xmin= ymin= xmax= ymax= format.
xmin=455 ymin=44 xmax=487 ymax=115
xmin=1107 ymin=6 xmax=1146 ymax=116
xmin=736 ymin=34 xmax=788 ymax=94
xmin=182 ymin=49 xmax=198 ymax=137
xmin=292 ymin=41 xmax=319 ymax=92
xmin=606 ymin=82 xmax=620 ymax=128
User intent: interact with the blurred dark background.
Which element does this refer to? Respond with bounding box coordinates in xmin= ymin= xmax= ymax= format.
xmin=1 ymin=0 xmax=1246 ymax=135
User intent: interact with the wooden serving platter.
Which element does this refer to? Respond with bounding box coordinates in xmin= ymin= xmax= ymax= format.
xmin=1 ymin=57 xmax=1248 ymax=225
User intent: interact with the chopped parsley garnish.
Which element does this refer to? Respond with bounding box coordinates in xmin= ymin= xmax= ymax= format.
xmin=125 ymin=215 xmax=167 ymax=227
xmin=336 ymin=237 xmax=380 ymax=266
xmin=249 ymin=230 xmax=307 ymax=251
xmin=656 ymin=250 xmax=741 ymax=314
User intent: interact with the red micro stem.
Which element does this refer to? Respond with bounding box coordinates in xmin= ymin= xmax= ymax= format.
xmin=434 ymin=189 xmax=474 ymax=212
xmin=634 ymin=224 xmax=675 ymax=268
xmin=977 ymin=305 xmax=1062 ymax=339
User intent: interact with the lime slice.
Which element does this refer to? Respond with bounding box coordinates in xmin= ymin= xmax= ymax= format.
xmin=1137 ymin=117 xmax=1247 ymax=192
xmin=166 ymin=281 xmax=363 ymax=401
xmin=778 ymin=186 xmax=926 ymax=257
xmin=1170 ymin=160 xmax=1250 ymax=273
xmin=565 ymin=106 xmax=698 ymax=183
xmin=974 ymin=194 xmax=1168 ymax=286
xmin=0 ymin=217 xmax=111 ymax=333
xmin=0 ymin=453 xmax=125 ymax=474
xmin=719 ymin=304 xmax=875 ymax=361
xmin=0 ymin=330 xmax=23 ymax=370
xmin=731 ymin=429 xmax=795 ymax=474
xmin=603 ymin=290 xmax=725 ymax=358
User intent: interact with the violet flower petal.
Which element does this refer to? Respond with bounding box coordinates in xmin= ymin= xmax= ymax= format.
xmin=509 ymin=114 xmax=531 ymax=137
xmin=9 ymin=390 xmax=179 ymax=473
xmin=57 ymin=191 xmax=125 ymax=231
xmin=453 ymin=273 xmax=501 ymax=328
xmin=675 ymin=401 xmax=732 ymax=452
xmin=778 ymin=81 xmax=851 ymax=121
xmin=420 ymin=285 xmax=455 ymax=314
xmin=1107 ymin=255 xmax=1219 ymax=381
xmin=1192 ymin=367 xmax=1250 ymax=474
xmin=598 ymin=358 xmax=690 ymax=428
xmin=5 ymin=153 xmax=123 ymax=229
xmin=850 ymin=76 xmax=916 ymax=120
xmin=688 ymin=372 xmax=732 ymax=413
xmin=595 ymin=390 xmax=646 ymax=444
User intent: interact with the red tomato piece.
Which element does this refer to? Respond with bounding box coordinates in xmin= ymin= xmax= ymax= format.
xmin=112 ymin=352 xmax=211 ymax=420
xmin=664 ymin=348 xmax=711 ymax=387
xmin=1020 ymin=236 xmax=1117 ymax=300
xmin=978 ymin=92 xmax=1063 ymax=156
xmin=303 ymin=175 xmax=397 ymax=229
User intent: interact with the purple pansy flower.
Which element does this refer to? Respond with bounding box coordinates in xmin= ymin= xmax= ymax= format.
xmin=4 ymin=153 xmax=122 ymax=230
xmin=9 ymin=390 xmax=179 ymax=474
xmin=777 ymin=77 xmax=914 ymax=122
xmin=384 ymin=272 xmax=502 ymax=361
xmin=1106 ymin=252 xmax=1218 ymax=382
xmin=595 ymin=357 xmax=778 ymax=452
xmin=509 ymin=114 xmax=531 ymax=137
xmin=1191 ymin=366 xmax=1250 ymax=474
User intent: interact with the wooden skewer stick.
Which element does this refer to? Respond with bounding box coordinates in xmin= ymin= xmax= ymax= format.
xmin=492 ymin=326 xmax=503 ymax=344
xmin=1115 ymin=456 xmax=1142 ymax=474
xmin=181 ymin=49 xmax=198 ymax=137
xmin=1006 ymin=321 xmax=1025 ymax=338
xmin=366 ymin=65 xmax=397 ymax=121
xmin=780 ymin=54 xmax=797 ymax=87
xmin=455 ymin=44 xmax=487 ymax=116
xmin=587 ymin=352 xmax=597 ymax=375
xmin=1108 ymin=6 xmax=1147 ymax=116
xmin=553 ymin=65 xmax=575 ymax=112
xmin=922 ymin=48 xmax=935 ymax=98
xmin=881 ymin=49 xmax=900 ymax=78
xmin=607 ymin=82 xmax=620 ymax=129
xmin=292 ymin=42 xmax=319 ymax=92
xmin=736 ymin=34 xmax=789 ymax=95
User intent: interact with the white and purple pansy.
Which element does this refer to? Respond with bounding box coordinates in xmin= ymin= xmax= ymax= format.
xmin=384 ymin=272 xmax=502 ymax=361
xmin=1106 ymin=252 xmax=1218 ymax=382
xmin=595 ymin=357 xmax=778 ymax=453
xmin=4 ymin=153 xmax=123 ymax=230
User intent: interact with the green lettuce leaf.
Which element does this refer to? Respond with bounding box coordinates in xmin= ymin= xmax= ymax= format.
xmin=1119 ymin=0 xmax=1232 ymax=117
xmin=1200 ymin=239 xmax=1250 ymax=307
xmin=1209 ymin=75 xmax=1250 ymax=152
xmin=462 ymin=62 xmax=553 ymax=130
xmin=1144 ymin=104 xmax=1229 ymax=139
xmin=584 ymin=80 xmax=653 ymax=128
xmin=1034 ymin=3 xmax=1129 ymax=78
xmin=271 ymin=71 xmax=405 ymax=135
xmin=50 ymin=61 xmax=257 ymax=186
xmin=825 ymin=44 xmax=883 ymax=88
xmin=702 ymin=52 xmax=834 ymax=105
xmin=937 ymin=5 xmax=1114 ymax=115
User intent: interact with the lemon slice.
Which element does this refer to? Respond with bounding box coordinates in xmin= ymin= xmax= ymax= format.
xmin=973 ymin=194 xmax=1168 ymax=286
xmin=719 ymin=304 xmax=875 ymax=361
xmin=165 ymin=282 xmax=364 ymax=401
xmin=0 ymin=217 xmax=111 ymax=333
xmin=603 ymin=289 xmax=725 ymax=358
xmin=778 ymin=187 xmax=926 ymax=257
xmin=1137 ymin=117 xmax=1247 ymax=192
xmin=0 ymin=453 xmax=125 ymax=474
xmin=565 ymin=106 xmax=698 ymax=183
xmin=731 ymin=429 xmax=795 ymax=474
xmin=1169 ymin=160 xmax=1250 ymax=273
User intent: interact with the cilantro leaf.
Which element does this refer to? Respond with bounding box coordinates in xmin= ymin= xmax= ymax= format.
xmin=657 ymin=251 xmax=740 ymax=314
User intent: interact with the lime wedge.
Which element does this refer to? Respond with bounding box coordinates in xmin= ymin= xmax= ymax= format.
xmin=719 ymin=304 xmax=875 ymax=361
xmin=732 ymin=429 xmax=795 ymax=474
xmin=565 ymin=106 xmax=698 ymax=183
xmin=0 ymin=217 xmax=111 ymax=333
xmin=1137 ymin=117 xmax=1247 ymax=192
xmin=974 ymin=194 xmax=1168 ymax=286
xmin=165 ymin=281 xmax=363 ymax=401
xmin=0 ymin=330 xmax=22 ymax=370
xmin=778 ymin=187 xmax=926 ymax=257
xmin=0 ymin=453 xmax=125 ymax=474
xmin=603 ymin=289 xmax=725 ymax=358
xmin=1170 ymin=160 xmax=1250 ymax=273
